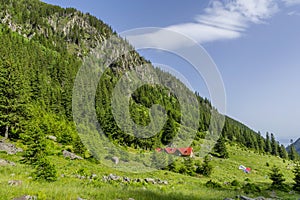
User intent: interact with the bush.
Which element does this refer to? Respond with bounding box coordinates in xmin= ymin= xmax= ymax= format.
xmin=231 ymin=179 xmax=240 ymax=187
xmin=205 ymin=180 xmax=222 ymax=189
xmin=242 ymin=183 xmax=261 ymax=194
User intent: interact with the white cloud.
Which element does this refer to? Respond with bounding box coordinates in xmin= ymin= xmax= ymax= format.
xmin=287 ymin=10 xmax=300 ymax=16
xmin=126 ymin=0 xmax=279 ymax=49
xmin=283 ymin=0 xmax=300 ymax=6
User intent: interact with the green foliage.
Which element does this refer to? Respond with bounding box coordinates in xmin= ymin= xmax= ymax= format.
xmin=205 ymin=180 xmax=222 ymax=189
xmin=269 ymin=165 xmax=285 ymax=189
xmin=213 ymin=136 xmax=229 ymax=159
xmin=196 ymin=155 xmax=213 ymax=177
xmin=293 ymin=162 xmax=300 ymax=192
xmin=34 ymin=156 xmax=57 ymax=182
xmin=288 ymin=145 xmax=299 ymax=161
xmin=242 ymin=183 xmax=261 ymax=194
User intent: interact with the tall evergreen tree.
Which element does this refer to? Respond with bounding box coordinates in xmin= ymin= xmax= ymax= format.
xmin=0 ymin=60 xmax=30 ymax=139
xmin=265 ymin=132 xmax=272 ymax=153
xmin=269 ymin=165 xmax=285 ymax=189
xmin=289 ymin=145 xmax=299 ymax=161
xmin=270 ymin=133 xmax=279 ymax=156
xmin=293 ymin=162 xmax=300 ymax=192
xmin=279 ymin=144 xmax=288 ymax=159
xmin=213 ymin=136 xmax=229 ymax=159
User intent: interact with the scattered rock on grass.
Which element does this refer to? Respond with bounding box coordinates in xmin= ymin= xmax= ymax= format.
xmin=112 ymin=156 xmax=119 ymax=164
xmin=8 ymin=180 xmax=22 ymax=186
xmin=0 ymin=158 xmax=16 ymax=166
xmin=0 ymin=141 xmax=23 ymax=155
xmin=13 ymin=195 xmax=37 ymax=200
xmin=62 ymin=150 xmax=83 ymax=160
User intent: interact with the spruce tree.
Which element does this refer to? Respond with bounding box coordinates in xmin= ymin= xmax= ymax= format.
xmin=293 ymin=162 xmax=300 ymax=192
xmin=269 ymin=165 xmax=285 ymax=189
xmin=213 ymin=136 xmax=229 ymax=159
xmin=289 ymin=145 xmax=299 ymax=161
xmin=270 ymin=133 xmax=278 ymax=156
xmin=279 ymin=144 xmax=288 ymax=159
xmin=0 ymin=60 xmax=30 ymax=139
xmin=265 ymin=132 xmax=272 ymax=153
xmin=21 ymin=116 xmax=57 ymax=182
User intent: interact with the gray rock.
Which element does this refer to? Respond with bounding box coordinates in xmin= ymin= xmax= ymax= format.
xmin=77 ymin=198 xmax=86 ymax=200
xmin=90 ymin=174 xmax=97 ymax=180
xmin=128 ymin=198 xmax=135 ymax=200
xmin=62 ymin=150 xmax=83 ymax=160
xmin=108 ymin=174 xmax=120 ymax=181
xmin=0 ymin=141 xmax=23 ymax=155
xmin=0 ymin=158 xmax=16 ymax=166
xmin=13 ymin=195 xmax=37 ymax=200
xmin=123 ymin=177 xmax=130 ymax=182
xmin=112 ymin=156 xmax=119 ymax=164
xmin=239 ymin=196 xmax=255 ymax=200
xmin=224 ymin=198 xmax=234 ymax=200
xmin=254 ymin=197 xmax=266 ymax=200
xmin=145 ymin=178 xmax=156 ymax=184
xmin=8 ymin=180 xmax=22 ymax=186
xmin=46 ymin=135 xmax=57 ymax=141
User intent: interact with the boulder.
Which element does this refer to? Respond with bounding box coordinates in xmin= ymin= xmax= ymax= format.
xmin=62 ymin=150 xmax=83 ymax=160
xmin=111 ymin=156 xmax=119 ymax=165
xmin=0 ymin=141 xmax=23 ymax=155
xmin=0 ymin=158 xmax=16 ymax=166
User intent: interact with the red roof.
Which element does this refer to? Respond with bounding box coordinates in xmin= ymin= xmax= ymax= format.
xmin=177 ymin=147 xmax=193 ymax=156
xmin=155 ymin=147 xmax=193 ymax=156
xmin=164 ymin=147 xmax=177 ymax=154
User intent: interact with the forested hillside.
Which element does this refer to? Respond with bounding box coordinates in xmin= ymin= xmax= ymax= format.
xmin=0 ymin=0 xmax=293 ymax=170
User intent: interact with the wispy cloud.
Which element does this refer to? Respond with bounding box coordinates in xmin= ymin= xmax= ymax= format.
xmin=126 ymin=0 xmax=279 ymax=49
xmin=282 ymin=0 xmax=300 ymax=6
xmin=287 ymin=10 xmax=300 ymax=16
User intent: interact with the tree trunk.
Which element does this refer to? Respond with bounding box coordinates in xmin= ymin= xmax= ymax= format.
xmin=4 ymin=125 xmax=8 ymax=139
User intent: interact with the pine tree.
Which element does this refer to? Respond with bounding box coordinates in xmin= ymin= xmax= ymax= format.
xmin=270 ymin=133 xmax=278 ymax=156
xmin=0 ymin=60 xmax=30 ymax=139
xmin=269 ymin=165 xmax=285 ymax=189
xmin=21 ymin=116 xmax=57 ymax=182
xmin=293 ymin=162 xmax=300 ymax=192
xmin=196 ymin=155 xmax=213 ymax=177
xmin=279 ymin=144 xmax=288 ymax=159
xmin=265 ymin=132 xmax=271 ymax=153
xmin=289 ymin=145 xmax=299 ymax=161
xmin=213 ymin=136 xmax=229 ymax=159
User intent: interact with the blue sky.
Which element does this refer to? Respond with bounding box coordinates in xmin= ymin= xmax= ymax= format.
xmin=42 ymin=0 xmax=300 ymax=145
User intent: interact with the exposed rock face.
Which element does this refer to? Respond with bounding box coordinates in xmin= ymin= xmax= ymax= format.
xmin=62 ymin=150 xmax=83 ymax=160
xmin=0 ymin=158 xmax=16 ymax=166
xmin=0 ymin=141 xmax=23 ymax=155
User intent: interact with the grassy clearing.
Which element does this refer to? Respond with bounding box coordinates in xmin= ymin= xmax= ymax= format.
xmin=0 ymin=143 xmax=300 ymax=200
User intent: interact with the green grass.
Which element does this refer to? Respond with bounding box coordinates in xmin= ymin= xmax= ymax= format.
xmin=0 ymin=142 xmax=300 ymax=200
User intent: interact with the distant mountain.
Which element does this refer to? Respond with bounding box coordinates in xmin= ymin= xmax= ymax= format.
xmin=287 ymin=138 xmax=300 ymax=154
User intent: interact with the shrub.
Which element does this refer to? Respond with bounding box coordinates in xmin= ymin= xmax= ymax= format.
xmin=231 ymin=180 xmax=240 ymax=187
xmin=242 ymin=183 xmax=261 ymax=194
xmin=205 ymin=180 xmax=222 ymax=189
